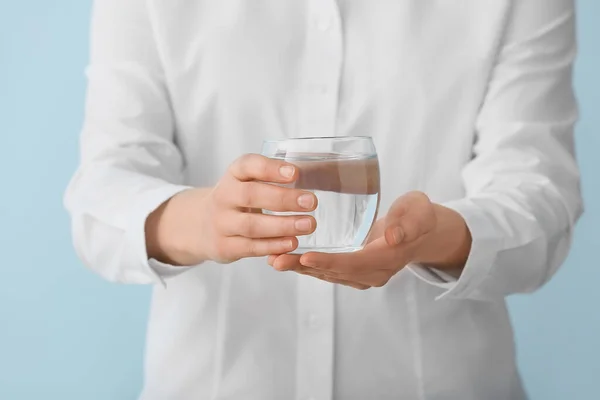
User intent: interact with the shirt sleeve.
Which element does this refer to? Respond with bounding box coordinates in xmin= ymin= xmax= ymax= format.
xmin=64 ymin=0 xmax=193 ymax=285
xmin=408 ymin=0 xmax=583 ymax=301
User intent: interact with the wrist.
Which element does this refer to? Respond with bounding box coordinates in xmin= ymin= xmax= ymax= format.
xmin=145 ymin=196 xmax=176 ymax=264
xmin=146 ymin=192 xmax=190 ymax=265
xmin=145 ymin=188 xmax=212 ymax=266
xmin=411 ymin=204 xmax=472 ymax=272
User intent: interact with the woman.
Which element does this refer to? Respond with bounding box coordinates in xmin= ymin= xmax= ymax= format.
xmin=65 ymin=0 xmax=582 ymax=399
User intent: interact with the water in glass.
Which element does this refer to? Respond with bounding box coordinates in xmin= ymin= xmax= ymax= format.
xmin=262 ymin=137 xmax=380 ymax=254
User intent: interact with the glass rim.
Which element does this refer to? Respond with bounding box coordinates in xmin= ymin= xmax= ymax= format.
xmin=262 ymin=135 xmax=373 ymax=143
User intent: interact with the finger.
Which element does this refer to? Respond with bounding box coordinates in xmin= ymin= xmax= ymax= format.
xmin=384 ymin=214 xmax=435 ymax=246
xmin=291 ymin=264 xmax=395 ymax=288
xmin=230 ymin=181 xmax=318 ymax=212
xmin=287 ymin=265 xmax=354 ymax=280
xmin=226 ymin=236 xmax=298 ymax=259
xmin=267 ymin=255 xmax=277 ymax=266
xmin=219 ymin=211 xmax=316 ymax=238
xmin=271 ymin=253 xmax=302 ymax=271
xmin=229 ymin=154 xmax=298 ymax=183
xmin=296 ymin=270 xmax=371 ymax=290
xmin=384 ymin=191 xmax=435 ymax=246
xmin=287 ymin=262 xmax=395 ymax=289
xmin=299 ymin=237 xmax=390 ymax=273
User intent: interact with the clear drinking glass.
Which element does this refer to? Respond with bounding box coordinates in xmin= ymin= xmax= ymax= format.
xmin=261 ymin=136 xmax=380 ymax=254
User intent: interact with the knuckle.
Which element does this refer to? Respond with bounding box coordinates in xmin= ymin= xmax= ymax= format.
xmin=213 ymin=239 xmax=231 ymax=260
xmin=258 ymin=156 xmax=270 ymax=177
xmin=240 ymin=213 xmax=256 ymax=237
xmin=237 ymin=153 xmax=254 ymax=168
xmin=408 ymin=190 xmax=430 ymax=202
xmin=245 ymin=240 xmax=260 ymax=257
xmin=239 ymin=183 xmax=255 ymax=207
xmin=211 ymin=184 xmax=226 ymax=204
xmin=228 ymin=156 xmax=244 ymax=175
xmin=401 ymin=219 xmax=418 ymax=240
xmin=211 ymin=212 xmax=226 ymax=234
xmin=277 ymin=187 xmax=290 ymax=210
xmin=230 ymin=153 xmax=258 ymax=178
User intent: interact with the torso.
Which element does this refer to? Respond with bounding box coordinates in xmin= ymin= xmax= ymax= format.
xmin=140 ymin=1 xmax=526 ymax=399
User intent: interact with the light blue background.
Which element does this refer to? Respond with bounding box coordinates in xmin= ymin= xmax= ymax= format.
xmin=0 ymin=1 xmax=598 ymax=399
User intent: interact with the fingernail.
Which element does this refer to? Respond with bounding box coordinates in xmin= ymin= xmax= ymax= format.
xmin=295 ymin=218 xmax=312 ymax=232
xmin=279 ymin=165 xmax=295 ymax=179
xmin=297 ymin=194 xmax=315 ymax=209
xmin=283 ymin=240 xmax=294 ymax=250
xmin=392 ymin=227 xmax=404 ymax=245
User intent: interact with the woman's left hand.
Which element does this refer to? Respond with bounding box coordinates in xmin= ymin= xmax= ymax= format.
xmin=268 ymin=191 xmax=441 ymax=290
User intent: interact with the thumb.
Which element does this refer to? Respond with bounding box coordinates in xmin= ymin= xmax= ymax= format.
xmin=384 ymin=191 xmax=435 ymax=246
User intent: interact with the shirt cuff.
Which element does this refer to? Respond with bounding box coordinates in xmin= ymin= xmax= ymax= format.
xmin=407 ymin=197 xmax=504 ymax=301
xmin=122 ymin=184 xmax=195 ymax=287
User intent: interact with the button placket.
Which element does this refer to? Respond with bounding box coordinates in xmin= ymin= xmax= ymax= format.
xmin=296 ymin=3 xmax=342 ymax=396
xmin=298 ymin=0 xmax=343 ymax=139
xmin=295 ymin=276 xmax=335 ymax=400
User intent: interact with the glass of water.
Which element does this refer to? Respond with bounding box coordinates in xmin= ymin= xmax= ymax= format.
xmin=261 ymin=136 xmax=380 ymax=254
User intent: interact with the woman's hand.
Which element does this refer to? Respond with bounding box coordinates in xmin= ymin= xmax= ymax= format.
xmin=146 ymin=154 xmax=318 ymax=266
xmin=268 ymin=191 xmax=471 ymax=289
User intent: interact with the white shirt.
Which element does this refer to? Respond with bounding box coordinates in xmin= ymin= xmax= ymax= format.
xmin=64 ymin=0 xmax=582 ymax=399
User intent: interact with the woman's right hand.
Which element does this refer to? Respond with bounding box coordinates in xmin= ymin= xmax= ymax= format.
xmin=146 ymin=154 xmax=318 ymax=266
